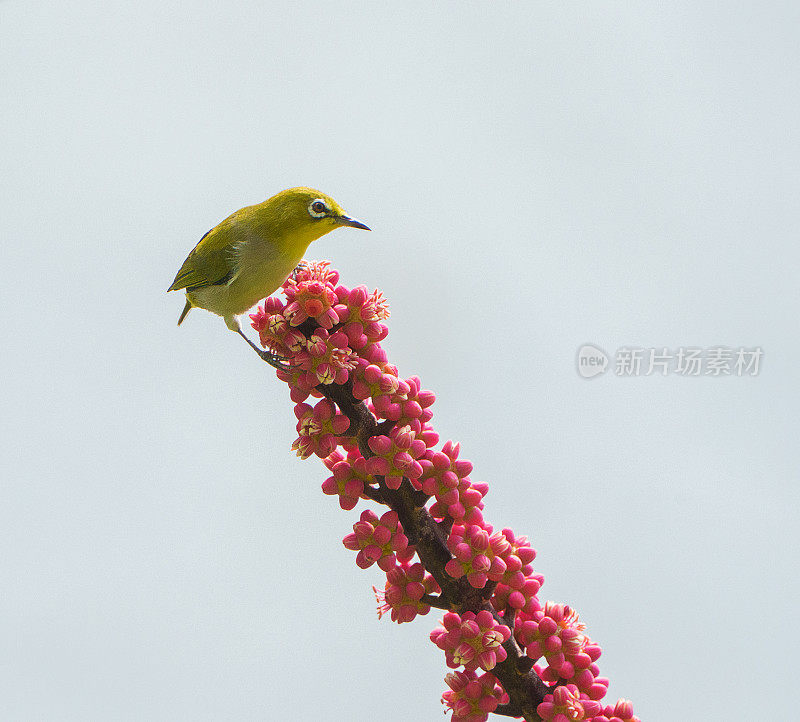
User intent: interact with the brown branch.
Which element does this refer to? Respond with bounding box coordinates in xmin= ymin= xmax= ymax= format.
xmin=315 ymin=378 xmax=551 ymax=720
xmin=420 ymin=593 xmax=450 ymax=611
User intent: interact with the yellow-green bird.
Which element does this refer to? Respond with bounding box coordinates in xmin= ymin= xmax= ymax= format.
xmin=168 ymin=187 xmax=369 ymax=344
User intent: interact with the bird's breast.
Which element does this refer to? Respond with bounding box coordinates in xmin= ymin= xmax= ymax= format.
xmin=228 ymin=235 xmax=307 ymax=313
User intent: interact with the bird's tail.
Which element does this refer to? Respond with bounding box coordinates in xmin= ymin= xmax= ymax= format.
xmin=177 ymin=299 xmax=192 ymax=326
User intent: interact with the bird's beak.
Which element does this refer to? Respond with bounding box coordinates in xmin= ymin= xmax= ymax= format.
xmin=337 ymin=214 xmax=371 ymax=231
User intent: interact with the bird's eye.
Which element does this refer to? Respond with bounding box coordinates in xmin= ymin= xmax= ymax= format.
xmin=309 ymin=199 xmax=328 ymax=218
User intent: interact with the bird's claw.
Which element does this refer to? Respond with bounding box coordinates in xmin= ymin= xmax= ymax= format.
xmin=236 ymin=328 xmax=296 ymax=371
xmin=290 ymin=260 xmax=308 ymax=281
xmin=258 ymin=350 xmax=296 ymax=371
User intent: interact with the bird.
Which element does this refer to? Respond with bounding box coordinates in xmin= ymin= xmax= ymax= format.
xmin=168 ymin=187 xmax=369 ymax=362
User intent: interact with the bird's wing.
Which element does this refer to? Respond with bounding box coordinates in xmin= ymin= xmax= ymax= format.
xmin=167 ymin=222 xmax=238 ymax=292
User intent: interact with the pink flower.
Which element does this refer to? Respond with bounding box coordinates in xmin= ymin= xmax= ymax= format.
xmin=352 ymin=360 xmax=407 ymax=401
xmin=288 ymin=260 xmax=340 ymax=287
xmin=290 ymin=399 xmax=349 ymax=459
xmin=444 ymin=523 xmax=511 ymax=589
xmin=335 ymin=284 xmax=390 ymax=322
xmin=249 ymin=296 xmax=292 ymax=356
xmin=430 ymin=610 xmax=511 ymax=672
xmin=365 ymin=425 xmax=427 ymax=489
xmin=258 ymin=262 xmax=634 ymax=717
xmin=489 ymin=528 xmax=538 ymax=588
xmin=418 ymin=441 xmax=486 ymax=524
xmin=282 ymin=261 xmax=340 ymax=328
xmin=537 ymin=683 xmax=601 ymax=721
xmin=332 ymin=285 xmax=389 ymax=352
xmin=589 ymin=698 xmax=640 ymax=722
xmin=515 ymin=603 xmax=606 ymax=699
xmin=441 ymin=670 xmax=508 ymax=722
xmin=342 ymin=509 xmax=409 ymax=571
xmin=281 ymin=328 xmax=358 ymax=391
xmin=490 ymin=576 xmax=543 ymax=617
xmin=321 ymin=449 xmax=373 ymax=510
xmin=394 ymin=375 xmax=435 ymax=430
xmin=374 ymin=561 xmax=439 ymax=623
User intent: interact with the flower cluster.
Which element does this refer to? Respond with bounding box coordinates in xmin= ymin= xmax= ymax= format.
xmin=430 ymin=610 xmax=511 ymax=672
xmin=322 ymin=448 xmax=372 ymax=510
xmin=516 ymin=603 xmax=608 ymax=698
xmin=366 ymin=424 xmax=428 ymax=489
xmin=250 ymin=262 xmax=638 ymax=721
xmin=536 ymin=683 xmax=602 ymax=721
xmin=591 ymin=699 xmax=640 ymax=722
xmin=250 ymin=262 xmax=380 ymax=399
xmin=342 ymin=509 xmax=411 ymax=571
xmin=374 ymin=561 xmax=439 ymax=623
xmin=291 ymin=398 xmax=349 ymax=459
xmin=283 ymin=265 xmax=339 ymax=328
xmin=441 ymin=670 xmax=509 ymax=722
xmin=416 ymin=441 xmax=487 ymax=524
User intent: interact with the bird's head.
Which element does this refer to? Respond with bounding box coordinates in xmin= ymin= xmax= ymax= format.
xmin=266 ymin=187 xmax=370 ymax=245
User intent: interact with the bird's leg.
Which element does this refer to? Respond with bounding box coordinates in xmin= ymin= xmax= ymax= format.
xmin=235 ymin=328 xmax=293 ymax=370
xmin=290 ymin=260 xmax=307 ymax=281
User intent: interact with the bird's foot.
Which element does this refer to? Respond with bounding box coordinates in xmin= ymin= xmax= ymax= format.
xmin=290 ymin=260 xmax=308 ymax=281
xmin=257 ymin=348 xmax=296 ymax=371
xmin=236 ymin=328 xmax=295 ymax=370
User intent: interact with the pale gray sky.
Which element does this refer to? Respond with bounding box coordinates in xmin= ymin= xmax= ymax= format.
xmin=2 ymin=2 xmax=798 ymax=721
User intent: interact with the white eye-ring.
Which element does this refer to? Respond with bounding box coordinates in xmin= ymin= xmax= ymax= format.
xmin=308 ymin=199 xmax=329 ymax=218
